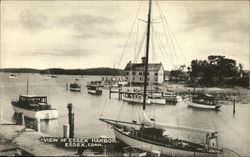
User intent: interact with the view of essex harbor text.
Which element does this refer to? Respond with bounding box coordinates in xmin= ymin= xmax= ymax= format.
xmin=0 ymin=0 xmax=249 ymax=156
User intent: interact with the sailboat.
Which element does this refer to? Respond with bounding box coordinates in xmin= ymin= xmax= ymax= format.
xmin=100 ymin=0 xmax=223 ymax=156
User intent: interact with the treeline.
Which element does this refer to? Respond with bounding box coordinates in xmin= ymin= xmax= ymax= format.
xmin=188 ymin=55 xmax=249 ymax=88
xmin=0 ymin=68 xmax=124 ymax=76
xmin=168 ymin=55 xmax=249 ymax=88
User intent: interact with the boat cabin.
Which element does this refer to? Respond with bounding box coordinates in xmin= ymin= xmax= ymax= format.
xmin=15 ymin=95 xmax=51 ymax=110
xmin=19 ymin=95 xmax=47 ymax=103
xmin=192 ymin=93 xmax=217 ymax=105
xmin=70 ymin=83 xmax=80 ymax=88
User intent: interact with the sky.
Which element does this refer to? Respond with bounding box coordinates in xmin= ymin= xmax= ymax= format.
xmin=1 ymin=0 xmax=249 ymax=71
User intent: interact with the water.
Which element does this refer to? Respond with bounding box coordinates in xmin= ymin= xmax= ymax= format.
xmin=0 ymin=72 xmax=249 ymax=156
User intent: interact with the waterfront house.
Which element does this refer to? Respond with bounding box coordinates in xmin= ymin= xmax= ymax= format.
xmin=124 ymin=57 xmax=164 ymax=85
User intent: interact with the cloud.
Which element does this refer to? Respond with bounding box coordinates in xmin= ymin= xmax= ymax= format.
xmin=22 ymin=48 xmax=94 ymax=57
xmin=57 ymin=14 xmax=122 ymax=39
xmin=19 ymin=10 xmax=48 ymax=33
xmin=184 ymin=8 xmax=249 ymax=43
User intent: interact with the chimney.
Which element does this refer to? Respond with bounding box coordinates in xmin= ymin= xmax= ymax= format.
xmin=141 ymin=57 xmax=146 ymax=64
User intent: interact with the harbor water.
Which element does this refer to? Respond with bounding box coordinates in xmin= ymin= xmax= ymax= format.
xmin=0 ymin=73 xmax=249 ymax=156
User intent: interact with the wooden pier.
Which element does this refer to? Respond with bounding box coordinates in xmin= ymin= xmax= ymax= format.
xmin=0 ymin=120 xmax=76 ymax=156
xmin=109 ymin=87 xmax=123 ymax=100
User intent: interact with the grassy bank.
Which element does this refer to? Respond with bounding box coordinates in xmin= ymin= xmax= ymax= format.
xmin=163 ymin=83 xmax=250 ymax=104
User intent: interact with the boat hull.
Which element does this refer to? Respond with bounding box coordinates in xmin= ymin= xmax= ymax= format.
xmin=188 ymin=102 xmax=221 ymax=110
xmin=88 ymin=89 xmax=102 ymax=95
xmin=123 ymin=97 xmax=151 ymax=104
xmin=113 ymin=128 xmax=219 ymax=157
xmin=70 ymin=87 xmax=81 ymax=92
xmin=12 ymin=105 xmax=58 ymax=120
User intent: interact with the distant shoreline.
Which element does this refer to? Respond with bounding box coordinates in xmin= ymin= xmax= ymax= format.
xmin=0 ymin=68 xmax=124 ymax=76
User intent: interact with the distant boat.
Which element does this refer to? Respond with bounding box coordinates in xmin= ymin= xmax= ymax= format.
xmin=87 ymin=85 xmax=102 ymax=95
xmin=148 ymin=90 xmax=182 ymax=104
xmin=9 ymin=74 xmax=18 ymax=78
xmin=70 ymin=83 xmax=81 ymax=92
xmin=188 ymin=93 xmax=221 ymax=110
xmin=123 ymin=90 xmax=151 ymax=104
xmin=11 ymin=95 xmax=58 ymax=120
xmin=86 ymin=81 xmax=104 ymax=88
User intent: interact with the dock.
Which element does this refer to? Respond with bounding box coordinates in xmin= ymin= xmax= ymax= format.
xmin=0 ymin=120 xmax=77 ymax=156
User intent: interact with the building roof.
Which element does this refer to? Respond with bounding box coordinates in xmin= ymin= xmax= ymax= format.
xmin=124 ymin=62 xmax=162 ymax=71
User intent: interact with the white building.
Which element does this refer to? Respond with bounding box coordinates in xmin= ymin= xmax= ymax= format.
xmin=124 ymin=57 xmax=164 ymax=85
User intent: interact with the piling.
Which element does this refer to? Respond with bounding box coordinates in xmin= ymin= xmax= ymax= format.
xmin=118 ymin=88 xmax=122 ymax=100
xmin=188 ymin=89 xmax=191 ymax=100
xmin=35 ymin=118 xmax=41 ymax=132
xmin=233 ymin=99 xmax=236 ymax=114
xmin=67 ymin=103 xmax=74 ymax=138
xmin=63 ymin=124 xmax=69 ymax=138
xmin=109 ymin=87 xmax=111 ymax=99
xmin=16 ymin=113 xmax=24 ymax=125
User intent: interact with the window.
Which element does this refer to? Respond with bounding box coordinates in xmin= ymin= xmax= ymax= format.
xmin=148 ymin=78 xmax=150 ymax=81
xmin=155 ymin=78 xmax=158 ymax=82
xmin=155 ymin=73 xmax=158 ymax=76
xmin=139 ymin=72 xmax=142 ymax=75
xmin=132 ymin=72 xmax=136 ymax=75
xmin=133 ymin=77 xmax=135 ymax=81
xmin=126 ymin=72 xmax=129 ymax=75
xmin=140 ymin=77 xmax=142 ymax=80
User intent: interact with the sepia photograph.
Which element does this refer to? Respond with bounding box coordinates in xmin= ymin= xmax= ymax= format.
xmin=0 ymin=0 xmax=249 ymax=156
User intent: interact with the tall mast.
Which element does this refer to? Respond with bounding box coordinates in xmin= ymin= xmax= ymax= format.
xmin=142 ymin=0 xmax=152 ymax=110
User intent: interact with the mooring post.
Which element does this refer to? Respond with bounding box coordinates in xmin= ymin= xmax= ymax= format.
xmin=67 ymin=103 xmax=74 ymax=138
xmin=21 ymin=113 xmax=25 ymax=126
xmin=109 ymin=87 xmax=111 ymax=99
xmin=16 ymin=113 xmax=20 ymax=125
xmin=36 ymin=118 xmax=41 ymax=132
xmin=188 ymin=89 xmax=191 ymax=100
xmin=63 ymin=124 xmax=69 ymax=138
xmin=233 ymin=98 xmax=236 ymax=114
xmin=118 ymin=88 xmax=121 ymax=100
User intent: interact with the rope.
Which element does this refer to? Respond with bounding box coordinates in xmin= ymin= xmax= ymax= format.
xmin=222 ymin=148 xmax=241 ymax=157
xmin=117 ymin=0 xmax=143 ymax=69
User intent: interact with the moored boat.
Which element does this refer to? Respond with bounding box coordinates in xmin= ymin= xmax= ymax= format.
xmin=87 ymin=85 xmax=102 ymax=95
xmin=188 ymin=93 xmax=221 ymax=110
xmin=70 ymin=83 xmax=81 ymax=92
xmin=11 ymin=95 xmax=58 ymax=120
xmin=123 ymin=90 xmax=151 ymax=104
xmin=9 ymin=74 xmax=18 ymax=78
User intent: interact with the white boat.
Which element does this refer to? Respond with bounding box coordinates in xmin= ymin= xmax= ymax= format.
xmin=148 ymin=91 xmax=182 ymax=104
xmin=87 ymin=85 xmax=102 ymax=95
xmin=9 ymin=74 xmax=18 ymax=78
xmin=123 ymin=91 xmax=151 ymax=104
xmin=11 ymin=95 xmax=58 ymax=120
xmin=70 ymin=83 xmax=81 ymax=92
xmin=100 ymin=0 xmax=223 ymax=156
xmin=69 ymin=78 xmax=81 ymax=92
xmin=188 ymin=93 xmax=221 ymax=110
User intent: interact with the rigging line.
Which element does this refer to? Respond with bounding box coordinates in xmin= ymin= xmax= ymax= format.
xmin=156 ymin=1 xmax=185 ymax=67
xmin=163 ymin=17 xmax=182 ymax=66
xmin=134 ymin=19 xmax=140 ymax=63
xmin=135 ymin=26 xmax=147 ymax=63
xmin=163 ymin=17 xmax=187 ymax=66
xmin=117 ymin=0 xmax=143 ymax=69
xmin=151 ymin=26 xmax=158 ymax=63
xmin=154 ymin=0 xmax=176 ymax=67
xmin=152 ymin=29 xmax=169 ymax=67
xmin=161 ymin=14 xmax=180 ymax=67
xmin=153 ymin=29 xmax=172 ymax=68
xmin=159 ymin=15 xmax=175 ymax=68
xmin=100 ymin=96 xmax=109 ymax=117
